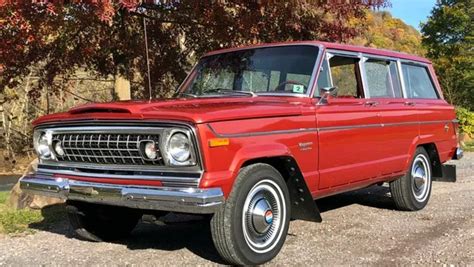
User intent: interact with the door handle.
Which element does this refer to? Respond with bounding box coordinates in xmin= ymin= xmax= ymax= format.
xmin=365 ymin=101 xmax=379 ymax=107
xmin=404 ymin=101 xmax=416 ymax=106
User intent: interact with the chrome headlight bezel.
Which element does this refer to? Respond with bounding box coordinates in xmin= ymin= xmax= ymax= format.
xmin=33 ymin=130 xmax=52 ymax=160
xmin=162 ymin=129 xmax=196 ymax=166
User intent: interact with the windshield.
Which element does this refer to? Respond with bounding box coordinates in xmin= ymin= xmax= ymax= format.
xmin=178 ymin=45 xmax=319 ymax=97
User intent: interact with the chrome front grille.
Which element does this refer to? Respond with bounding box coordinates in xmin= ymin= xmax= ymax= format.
xmin=53 ymin=133 xmax=164 ymax=166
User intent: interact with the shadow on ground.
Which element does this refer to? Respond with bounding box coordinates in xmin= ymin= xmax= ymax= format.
xmin=29 ymin=184 xmax=396 ymax=264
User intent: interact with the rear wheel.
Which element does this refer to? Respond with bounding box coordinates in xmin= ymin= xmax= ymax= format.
xmin=210 ymin=163 xmax=290 ymax=265
xmin=390 ymin=147 xmax=432 ymax=211
xmin=66 ymin=201 xmax=141 ymax=242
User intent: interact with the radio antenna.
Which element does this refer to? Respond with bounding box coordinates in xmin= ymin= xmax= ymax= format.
xmin=143 ymin=17 xmax=152 ymax=101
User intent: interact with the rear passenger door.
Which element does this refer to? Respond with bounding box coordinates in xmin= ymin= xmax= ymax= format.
xmin=362 ymin=57 xmax=419 ymax=176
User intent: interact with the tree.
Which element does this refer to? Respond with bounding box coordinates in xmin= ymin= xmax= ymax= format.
xmin=350 ymin=11 xmax=425 ymax=56
xmin=0 ymin=0 xmax=389 ymax=101
xmin=421 ymin=0 xmax=474 ymax=109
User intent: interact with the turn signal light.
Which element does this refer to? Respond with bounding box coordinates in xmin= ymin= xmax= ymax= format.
xmin=209 ymin=138 xmax=230 ymax=147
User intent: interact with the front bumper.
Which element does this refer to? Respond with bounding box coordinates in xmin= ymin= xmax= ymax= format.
xmin=20 ymin=174 xmax=224 ymax=214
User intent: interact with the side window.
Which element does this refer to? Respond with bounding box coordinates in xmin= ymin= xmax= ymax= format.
xmin=329 ymin=55 xmax=363 ymax=98
xmin=364 ymin=59 xmax=402 ymax=98
xmin=402 ymin=64 xmax=439 ymax=99
xmin=315 ymin=57 xmax=331 ymax=97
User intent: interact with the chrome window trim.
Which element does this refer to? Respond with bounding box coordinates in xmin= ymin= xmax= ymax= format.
xmin=325 ymin=50 xmax=368 ymax=98
xmin=398 ymin=61 xmax=441 ymax=100
xmin=397 ymin=60 xmax=409 ymax=98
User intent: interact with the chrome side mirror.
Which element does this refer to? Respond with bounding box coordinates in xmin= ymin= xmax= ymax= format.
xmin=318 ymin=86 xmax=338 ymax=105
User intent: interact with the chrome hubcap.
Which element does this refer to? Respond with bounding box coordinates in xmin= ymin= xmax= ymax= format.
xmin=242 ymin=179 xmax=286 ymax=254
xmin=411 ymin=154 xmax=431 ymax=202
xmin=251 ymin=198 xmax=273 ymax=234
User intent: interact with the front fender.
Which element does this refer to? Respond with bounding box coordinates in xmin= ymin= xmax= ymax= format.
xmin=200 ymin=142 xmax=293 ymax=197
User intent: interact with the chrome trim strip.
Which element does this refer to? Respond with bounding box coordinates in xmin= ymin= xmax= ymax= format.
xmin=20 ymin=175 xmax=224 ymax=214
xmin=36 ymin=169 xmax=200 ymax=187
xmin=208 ymin=120 xmax=456 ymax=138
xmin=207 ymin=124 xmax=318 ymax=138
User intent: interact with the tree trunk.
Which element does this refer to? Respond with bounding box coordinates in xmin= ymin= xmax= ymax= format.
xmin=114 ymin=75 xmax=131 ymax=100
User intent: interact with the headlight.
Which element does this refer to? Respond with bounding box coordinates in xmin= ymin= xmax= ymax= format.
xmin=33 ymin=131 xmax=51 ymax=159
xmin=168 ymin=132 xmax=191 ymax=163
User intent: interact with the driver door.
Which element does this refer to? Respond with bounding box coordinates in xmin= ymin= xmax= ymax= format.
xmin=315 ymin=52 xmax=383 ymax=190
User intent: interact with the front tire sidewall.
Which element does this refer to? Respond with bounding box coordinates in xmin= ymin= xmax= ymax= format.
xmin=219 ymin=164 xmax=291 ymax=265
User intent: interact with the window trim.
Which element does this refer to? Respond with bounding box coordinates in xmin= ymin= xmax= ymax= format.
xmin=324 ymin=50 xmax=368 ymax=99
xmin=361 ymin=57 xmax=404 ymax=99
xmin=400 ymin=62 xmax=440 ymax=100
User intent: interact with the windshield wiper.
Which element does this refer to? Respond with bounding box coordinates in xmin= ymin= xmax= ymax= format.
xmin=204 ymin=88 xmax=256 ymax=97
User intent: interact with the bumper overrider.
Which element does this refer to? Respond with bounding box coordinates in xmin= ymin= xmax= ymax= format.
xmin=20 ymin=174 xmax=224 ymax=214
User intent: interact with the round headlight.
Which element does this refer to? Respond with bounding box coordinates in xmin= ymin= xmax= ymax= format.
xmin=144 ymin=141 xmax=158 ymax=160
xmin=168 ymin=132 xmax=191 ymax=162
xmin=34 ymin=132 xmax=51 ymax=159
xmin=54 ymin=141 xmax=65 ymax=157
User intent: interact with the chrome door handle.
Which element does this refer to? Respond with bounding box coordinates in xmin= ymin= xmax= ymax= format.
xmin=365 ymin=101 xmax=379 ymax=107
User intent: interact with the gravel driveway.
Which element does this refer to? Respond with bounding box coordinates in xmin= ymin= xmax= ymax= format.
xmin=1 ymin=154 xmax=472 ymax=266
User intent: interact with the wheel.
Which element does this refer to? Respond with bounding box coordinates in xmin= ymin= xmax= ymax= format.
xmin=66 ymin=201 xmax=142 ymax=242
xmin=210 ymin=163 xmax=290 ymax=265
xmin=390 ymin=147 xmax=433 ymax=211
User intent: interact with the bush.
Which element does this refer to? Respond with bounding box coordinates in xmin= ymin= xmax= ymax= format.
xmin=456 ymin=107 xmax=474 ymax=137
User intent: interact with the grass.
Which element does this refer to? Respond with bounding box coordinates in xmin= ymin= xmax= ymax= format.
xmin=0 ymin=191 xmax=44 ymax=235
xmin=463 ymin=141 xmax=474 ymax=152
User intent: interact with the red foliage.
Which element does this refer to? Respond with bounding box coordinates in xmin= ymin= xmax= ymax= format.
xmin=0 ymin=0 xmax=389 ymax=99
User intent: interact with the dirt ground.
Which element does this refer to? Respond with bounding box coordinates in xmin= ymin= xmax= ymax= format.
xmin=0 ymin=154 xmax=472 ymax=266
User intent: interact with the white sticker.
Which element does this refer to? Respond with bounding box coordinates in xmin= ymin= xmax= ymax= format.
xmin=292 ymin=84 xmax=304 ymax=93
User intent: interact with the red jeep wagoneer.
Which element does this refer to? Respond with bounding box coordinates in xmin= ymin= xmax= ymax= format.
xmin=21 ymin=41 xmax=463 ymax=265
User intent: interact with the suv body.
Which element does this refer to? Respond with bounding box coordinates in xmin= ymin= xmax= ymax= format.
xmin=21 ymin=41 xmax=462 ymax=265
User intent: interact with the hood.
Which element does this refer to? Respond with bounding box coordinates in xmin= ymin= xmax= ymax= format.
xmin=33 ymin=97 xmax=311 ymax=126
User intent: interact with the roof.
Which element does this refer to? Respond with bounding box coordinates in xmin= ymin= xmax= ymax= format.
xmin=204 ymin=41 xmax=431 ymax=64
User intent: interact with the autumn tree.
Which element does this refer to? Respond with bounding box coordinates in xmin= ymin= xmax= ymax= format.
xmin=0 ymin=0 xmax=389 ymax=102
xmin=421 ymin=0 xmax=474 ymax=109
xmin=350 ymin=11 xmax=425 ymax=56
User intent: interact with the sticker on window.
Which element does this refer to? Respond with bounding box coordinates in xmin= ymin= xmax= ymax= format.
xmin=292 ymin=84 xmax=305 ymax=93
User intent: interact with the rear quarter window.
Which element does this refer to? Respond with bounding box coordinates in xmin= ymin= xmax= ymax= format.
xmin=401 ymin=64 xmax=439 ymax=99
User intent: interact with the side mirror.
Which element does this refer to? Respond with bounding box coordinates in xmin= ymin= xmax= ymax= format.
xmin=318 ymin=86 xmax=338 ymax=105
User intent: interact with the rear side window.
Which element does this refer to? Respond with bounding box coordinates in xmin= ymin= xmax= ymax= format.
xmin=401 ymin=64 xmax=439 ymax=99
xmin=364 ymin=59 xmax=402 ymax=98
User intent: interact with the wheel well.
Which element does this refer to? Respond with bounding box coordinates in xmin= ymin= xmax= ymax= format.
xmin=419 ymin=143 xmax=442 ymax=178
xmin=242 ymin=156 xmax=295 ymax=183
xmin=241 ymin=156 xmax=322 ymax=222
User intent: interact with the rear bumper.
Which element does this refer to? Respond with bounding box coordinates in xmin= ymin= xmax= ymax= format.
xmin=20 ymin=174 xmax=224 ymax=214
xmin=453 ymin=147 xmax=464 ymax=160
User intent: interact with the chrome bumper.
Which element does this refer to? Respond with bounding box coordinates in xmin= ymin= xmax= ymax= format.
xmin=20 ymin=174 xmax=224 ymax=214
xmin=453 ymin=147 xmax=464 ymax=160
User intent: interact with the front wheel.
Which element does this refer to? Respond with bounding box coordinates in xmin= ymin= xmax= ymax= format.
xmin=390 ymin=146 xmax=433 ymax=211
xmin=211 ymin=163 xmax=290 ymax=265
